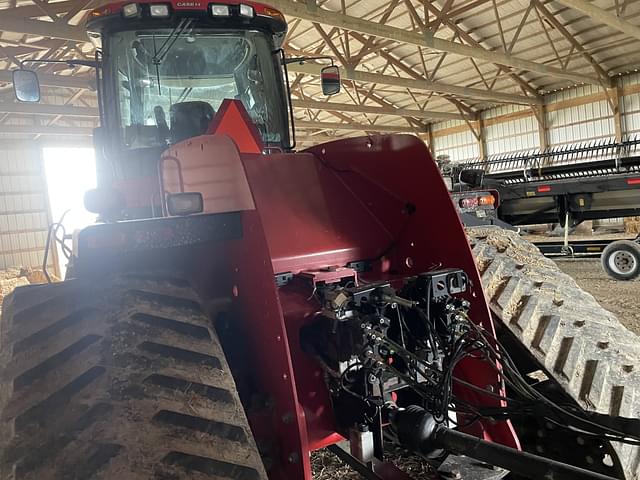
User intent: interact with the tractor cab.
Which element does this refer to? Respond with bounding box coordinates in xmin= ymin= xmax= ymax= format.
xmin=12 ymin=1 xmax=340 ymax=220
xmin=86 ymin=1 xmax=291 ymax=152
xmin=84 ymin=1 xmax=293 ymax=210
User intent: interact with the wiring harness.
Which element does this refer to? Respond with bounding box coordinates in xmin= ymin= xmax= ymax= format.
xmin=302 ymin=269 xmax=640 ymax=455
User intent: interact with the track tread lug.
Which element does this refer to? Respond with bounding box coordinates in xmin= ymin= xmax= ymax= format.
xmin=468 ymin=226 xmax=640 ymax=480
xmin=0 ymin=276 xmax=267 ymax=480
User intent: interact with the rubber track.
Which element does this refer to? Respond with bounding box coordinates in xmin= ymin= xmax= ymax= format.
xmin=0 ymin=275 xmax=267 ymax=480
xmin=467 ymin=226 xmax=640 ymax=480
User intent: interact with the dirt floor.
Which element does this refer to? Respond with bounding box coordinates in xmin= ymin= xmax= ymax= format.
xmin=555 ymin=258 xmax=640 ymax=335
xmin=0 ymin=267 xmax=49 ymax=315
xmin=312 ymin=447 xmax=436 ymax=479
xmin=523 ymin=225 xmax=640 ymax=334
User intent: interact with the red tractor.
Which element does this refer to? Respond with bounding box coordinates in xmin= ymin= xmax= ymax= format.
xmin=2 ymin=2 xmax=635 ymax=479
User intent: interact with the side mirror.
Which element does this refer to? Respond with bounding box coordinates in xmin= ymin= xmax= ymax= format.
xmin=321 ymin=65 xmax=341 ymax=96
xmin=12 ymin=69 xmax=41 ymax=103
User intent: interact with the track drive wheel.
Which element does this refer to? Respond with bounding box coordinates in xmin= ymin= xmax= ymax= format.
xmin=0 ymin=275 xmax=267 ymax=480
xmin=601 ymin=240 xmax=640 ymax=281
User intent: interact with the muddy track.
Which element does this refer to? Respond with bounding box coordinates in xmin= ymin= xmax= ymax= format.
xmin=468 ymin=226 xmax=640 ymax=480
xmin=0 ymin=275 xmax=267 ymax=480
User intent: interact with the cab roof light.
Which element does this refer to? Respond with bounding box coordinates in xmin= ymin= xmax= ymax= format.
xmin=89 ymin=6 xmax=112 ymax=18
xmin=239 ymin=4 xmax=255 ymax=18
xmin=122 ymin=3 xmax=139 ymax=17
xmin=210 ymin=4 xmax=231 ymax=16
xmin=259 ymin=5 xmax=285 ymax=22
xmin=149 ymin=4 xmax=170 ymax=17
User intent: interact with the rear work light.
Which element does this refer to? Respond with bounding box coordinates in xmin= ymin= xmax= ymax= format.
xmin=459 ymin=197 xmax=479 ymax=209
xmin=149 ymin=4 xmax=170 ymax=17
xmin=167 ymin=192 xmax=204 ymax=216
xmin=210 ymin=4 xmax=231 ymax=16
xmin=122 ymin=3 xmax=139 ymax=17
xmin=239 ymin=4 xmax=255 ymax=17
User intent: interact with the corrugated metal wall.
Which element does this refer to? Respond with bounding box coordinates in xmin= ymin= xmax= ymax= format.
xmin=0 ymin=88 xmax=96 ymax=273
xmin=546 ymin=84 xmax=616 ymax=147
xmin=483 ymin=105 xmax=539 ymax=156
xmin=432 ymin=120 xmax=480 ymax=163
xmin=430 ymin=74 xmax=640 ymax=161
xmin=620 ymin=72 xmax=640 ymax=137
xmin=0 ymin=144 xmax=54 ymax=272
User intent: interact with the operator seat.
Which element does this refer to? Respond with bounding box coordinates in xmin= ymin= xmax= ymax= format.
xmin=169 ymin=101 xmax=215 ymax=144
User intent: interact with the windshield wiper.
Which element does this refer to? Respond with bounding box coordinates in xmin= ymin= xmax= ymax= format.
xmin=152 ymin=18 xmax=193 ymax=65
xmin=151 ymin=18 xmax=193 ymax=94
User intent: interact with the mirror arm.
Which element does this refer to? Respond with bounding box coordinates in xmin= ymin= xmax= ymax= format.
xmin=283 ymin=55 xmax=334 ymax=66
xmin=21 ymin=59 xmax=99 ymax=68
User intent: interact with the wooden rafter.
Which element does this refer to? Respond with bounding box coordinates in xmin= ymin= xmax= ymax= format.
xmin=0 ymin=0 xmax=637 ymax=139
xmin=421 ymin=2 xmax=539 ymax=97
xmin=291 ymin=99 xmax=470 ymax=122
xmin=532 ymin=1 xmax=564 ymax=68
xmin=555 ymin=0 xmax=640 ymax=42
xmin=491 ymin=0 xmax=507 ymax=52
xmin=532 ymin=0 xmax=610 ymax=86
xmin=267 ymin=0 xmax=602 ymax=85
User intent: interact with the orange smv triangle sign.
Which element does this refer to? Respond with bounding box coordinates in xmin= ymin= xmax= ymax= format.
xmin=207 ymin=99 xmax=264 ymax=154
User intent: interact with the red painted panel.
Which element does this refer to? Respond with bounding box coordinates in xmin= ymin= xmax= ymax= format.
xmin=238 ymin=134 xmax=519 ymax=451
xmin=89 ymin=0 xmax=285 ymax=19
xmin=162 ymin=135 xmax=255 ymax=214
xmin=241 ymin=150 xmax=390 ymax=274
xmin=160 ymin=126 xmax=519 ymax=479
xmin=228 ymin=210 xmax=312 ymax=480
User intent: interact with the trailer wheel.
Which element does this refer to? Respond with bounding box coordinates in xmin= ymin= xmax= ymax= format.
xmin=601 ymin=240 xmax=640 ymax=281
xmin=0 ymin=276 xmax=267 ymax=480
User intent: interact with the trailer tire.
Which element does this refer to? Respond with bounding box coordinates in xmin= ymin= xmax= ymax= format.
xmin=0 ymin=275 xmax=267 ymax=480
xmin=467 ymin=226 xmax=640 ymax=480
xmin=601 ymin=240 xmax=640 ymax=281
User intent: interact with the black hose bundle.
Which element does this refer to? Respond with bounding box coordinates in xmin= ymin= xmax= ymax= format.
xmin=378 ymin=303 xmax=640 ymax=447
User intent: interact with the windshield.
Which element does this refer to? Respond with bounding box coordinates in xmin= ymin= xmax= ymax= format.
xmin=108 ymin=28 xmax=288 ymax=149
